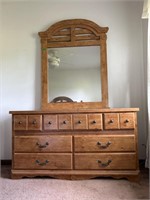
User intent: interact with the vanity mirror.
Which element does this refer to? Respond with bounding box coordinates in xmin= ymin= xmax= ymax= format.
xmin=48 ymin=46 xmax=101 ymax=103
xmin=39 ymin=19 xmax=109 ymax=111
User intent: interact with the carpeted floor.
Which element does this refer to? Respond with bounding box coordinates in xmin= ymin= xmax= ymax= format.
xmin=0 ymin=165 xmax=149 ymax=200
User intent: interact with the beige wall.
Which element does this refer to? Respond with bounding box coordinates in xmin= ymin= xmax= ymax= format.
xmin=0 ymin=0 xmax=147 ymax=159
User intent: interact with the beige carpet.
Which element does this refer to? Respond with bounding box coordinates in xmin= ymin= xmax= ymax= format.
xmin=0 ymin=165 xmax=149 ymax=200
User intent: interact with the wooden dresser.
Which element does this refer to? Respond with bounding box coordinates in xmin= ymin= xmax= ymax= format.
xmin=10 ymin=108 xmax=139 ymax=181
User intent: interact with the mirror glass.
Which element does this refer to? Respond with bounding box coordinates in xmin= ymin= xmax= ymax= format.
xmin=48 ymin=46 xmax=101 ymax=102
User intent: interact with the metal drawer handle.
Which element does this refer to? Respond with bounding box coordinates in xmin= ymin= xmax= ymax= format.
xmin=32 ymin=120 xmax=37 ymax=124
xmin=36 ymin=142 xmax=49 ymax=148
xmin=63 ymin=121 xmax=67 ymax=124
xmin=97 ymin=141 xmax=111 ymax=148
xmin=78 ymin=120 xmax=81 ymax=124
xmin=125 ymin=119 xmax=129 ymax=123
xmin=109 ymin=119 xmax=114 ymax=123
xmin=48 ymin=121 xmax=52 ymax=125
xmin=35 ymin=160 xmax=49 ymax=166
xmin=97 ymin=159 xmax=112 ymax=167
xmin=92 ymin=120 xmax=96 ymax=124
xmin=18 ymin=121 xmax=22 ymax=124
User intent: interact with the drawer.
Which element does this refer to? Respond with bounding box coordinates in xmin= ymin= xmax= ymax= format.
xmin=74 ymin=135 xmax=135 ymax=152
xmin=14 ymin=153 xmax=72 ymax=169
xmin=104 ymin=113 xmax=135 ymax=130
xmin=104 ymin=113 xmax=120 ymax=129
xmin=120 ymin=113 xmax=135 ymax=129
xmin=58 ymin=114 xmax=72 ymax=130
xmin=43 ymin=115 xmax=58 ymax=130
xmin=88 ymin=114 xmax=103 ymax=130
xmin=73 ymin=114 xmax=88 ymax=130
xmin=14 ymin=135 xmax=72 ymax=152
xmin=74 ymin=153 xmax=136 ymax=170
xmin=13 ymin=115 xmax=27 ymax=130
xmin=28 ymin=115 xmax=42 ymax=131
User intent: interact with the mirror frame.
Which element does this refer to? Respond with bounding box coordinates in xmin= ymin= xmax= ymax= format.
xmin=39 ymin=19 xmax=109 ymax=111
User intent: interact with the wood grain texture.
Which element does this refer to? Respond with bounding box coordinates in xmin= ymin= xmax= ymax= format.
xmin=38 ymin=19 xmax=109 ymax=111
xmin=10 ymin=109 xmax=139 ymax=181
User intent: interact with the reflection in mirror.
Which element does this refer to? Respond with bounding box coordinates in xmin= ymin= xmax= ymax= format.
xmin=48 ymin=46 xmax=101 ymax=103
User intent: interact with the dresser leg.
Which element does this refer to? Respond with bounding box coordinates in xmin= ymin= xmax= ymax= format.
xmin=126 ymin=174 xmax=140 ymax=182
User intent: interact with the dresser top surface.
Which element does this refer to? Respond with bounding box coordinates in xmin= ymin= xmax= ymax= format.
xmin=9 ymin=108 xmax=139 ymax=114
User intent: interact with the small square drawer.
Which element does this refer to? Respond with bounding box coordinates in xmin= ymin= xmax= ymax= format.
xmin=28 ymin=115 xmax=42 ymax=131
xmin=13 ymin=115 xmax=27 ymax=130
xmin=73 ymin=114 xmax=88 ymax=130
xmin=104 ymin=113 xmax=120 ymax=129
xmin=88 ymin=114 xmax=103 ymax=130
xmin=120 ymin=113 xmax=135 ymax=129
xmin=44 ymin=115 xmax=58 ymax=130
xmin=58 ymin=114 xmax=72 ymax=130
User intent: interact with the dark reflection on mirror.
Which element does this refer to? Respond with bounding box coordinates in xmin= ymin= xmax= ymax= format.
xmin=48 ymin=46 xmax=101 ymax=103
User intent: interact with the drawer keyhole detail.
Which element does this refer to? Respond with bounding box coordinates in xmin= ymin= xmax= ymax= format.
xmin=35 ymin=160 xmax=49 ymax=166
xmin=97 ymin=141 xmax=111 ymax=148
xmin=36 ymin=142 xmax=49 ymax=148
xmin=97 ymin=159 xmax=112 ymax=167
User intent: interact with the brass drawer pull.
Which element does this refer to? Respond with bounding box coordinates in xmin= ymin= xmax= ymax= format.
xmin=109 ymin=119 xmax=114 ymax=123
xmin=97 ymin=141 xmax=111 ymax=148
xmin=32 ymin=120 xmax=37 ymax=124
xmin=97 ymin=159 xmax=112 ymax=167
xmin=125 ymin=119 xmax=129 ymax=123
xmin=35 ymin=160 xmax=49 ymax=166
xmin=36 ymin=142 xmax=49 ymax=148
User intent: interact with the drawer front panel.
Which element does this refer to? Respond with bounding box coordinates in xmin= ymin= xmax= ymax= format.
xmin=14 ymin=153 xmax=72 ymax=169
xmin=104 ymin=113 xmax=120 ymax=129
xmin=14 ymin=115 xmax=27 ymax=130
xmin=58 ymin=114 xmax=72 ymax=130
xmin=75 ymin=153 xmax=136 ymax=170
xmin=43 ymin=115 xmax=58 ymax=130
xmin=14 ymin=136 xmax=72 ymax=152
xmin=28 ymin=115 xmax=42 ymax=131
xmin=88 ymin=114 xmax=103 ymax=130
xmin=74 ymin=135 xmax=135 ymax=152
xmin=120 ymin=113 xmax=135 ymax=129
xmin=73 ymin=114 xmax=88 ymax=130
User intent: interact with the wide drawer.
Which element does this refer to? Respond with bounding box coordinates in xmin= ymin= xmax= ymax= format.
xmin=14 ymin=135 xmax=72 ymax=152
xmin=74 ymin=135 xmax=135 ymax=152
xmin=13 ymin=115 xmax=42 ymax=131
xmin=104 ymin=113 xmax=135 ymax=130
xmin=14 ymin=153 xmax=72 ymax=169
xmin=74 ymin=153 xmax=136 ymax=170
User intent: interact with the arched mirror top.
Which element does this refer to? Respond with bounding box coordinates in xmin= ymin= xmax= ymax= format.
xmin=39 ymin=19 xmax=108 ymax=46
xmin=39 ymin=19 xmax=109 ymax=111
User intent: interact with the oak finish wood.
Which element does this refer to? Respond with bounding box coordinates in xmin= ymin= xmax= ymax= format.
xmin=10 ymin=109 xmax=139 ymax=181
xmin=38 ymin=19 xmax=109 ymax=111
xmin=9 ymin=19 xmax=140 ymax=181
